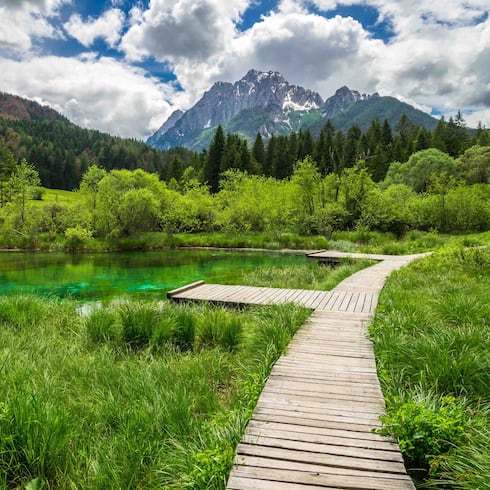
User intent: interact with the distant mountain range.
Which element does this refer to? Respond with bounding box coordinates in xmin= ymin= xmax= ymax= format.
xmin=148 ymin=69 xmax=438 ymax=151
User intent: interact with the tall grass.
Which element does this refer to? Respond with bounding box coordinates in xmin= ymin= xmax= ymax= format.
xmin=232 ymin=258 xmax=375 ymax=290
xmin=370 ymin=246 xmax=490 ymax=486
xmin=0 ymin=295 xmax=309 ymax=488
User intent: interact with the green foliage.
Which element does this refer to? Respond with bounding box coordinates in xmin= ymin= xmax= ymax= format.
xmin=378 ymin=393 xmax=470 ymax=476
xmin=0 ymin=392 xmax=73 ymax=487
xmin=384 ymin=148 xmax=458 ymax=193
xmin=84 ymin=308 xmax=118 ymax=344
xmin=371 ymin=247 xmax=490 ymax=486
xmin=0 ymin=296 xmax=309 ymax=488
xmin=119 ymin=302 xmax=161 ymax=349
xmin=64 ymin=225 xmax=93 ymax=251
xmin=458 ymin=145 xmax=490 ymax=184
xmin=0 ymin=117 xmax=194 ymax=190
xmin=0 ymin=295 xmax=48 ymax=329
xmin=435 ymin=427 xmax=490 ymax=489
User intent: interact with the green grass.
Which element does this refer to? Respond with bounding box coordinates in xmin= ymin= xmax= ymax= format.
xmin=37 ymin=187 xmax=81 ymax=205
xmin=370 ymin=246 xmax=490 ymax=486
xmin=230 ymin=258 xmax=375 ymax=290
xmin=0 ymin=297 xmax=310 ymax=488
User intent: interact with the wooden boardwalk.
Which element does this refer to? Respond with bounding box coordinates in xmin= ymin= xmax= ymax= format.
xmin=168 ymin=252 xmax=427 ymax=489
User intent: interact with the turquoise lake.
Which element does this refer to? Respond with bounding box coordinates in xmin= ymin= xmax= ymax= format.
xmin=0 ymin=249 xmax=306 ymax=301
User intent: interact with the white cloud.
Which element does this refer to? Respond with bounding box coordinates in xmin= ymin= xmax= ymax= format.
xmin=0 ymin=54 xmax=176 ymax=139
xmin=163 ymin=4 xmax=384 ymax=110
xmin=64 ymin=8 xmax=125 ymax=48
xmin=1 ymin=0 xmax=490 ymax=137
xmin=0 ymin=0 xmax=67 ymax=52
xmin=120 ymin=0 xmax=251 ymax=62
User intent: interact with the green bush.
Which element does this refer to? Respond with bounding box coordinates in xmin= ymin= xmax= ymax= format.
xmin=378 ymin=393 xmax=470 ymax=478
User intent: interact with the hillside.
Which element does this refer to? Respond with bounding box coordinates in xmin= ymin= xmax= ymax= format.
xmin=0 ymin=93 xmax=193 ymax=190
xmin=321 ymin=96 xmax=438 ymax=135
xmin=0 ymin=92 xmax=67 ymax=122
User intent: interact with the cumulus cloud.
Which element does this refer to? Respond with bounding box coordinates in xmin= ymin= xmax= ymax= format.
xmin=64 ymin=8 xmax=126 ymax=48
xmin=120 ymin=0 xmax=250 ymax=62
xmin=0 ymin=54 xmax=176 ymax=139
xmin=0 ymin=0 xmax=67 ymax=52
xmin=1 ymin=0 xmax=490 ymax=136
xmin=164 ymin=4 xmax=383 ymax=109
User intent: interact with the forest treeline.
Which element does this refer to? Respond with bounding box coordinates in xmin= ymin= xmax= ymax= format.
xmin=0 ymin=137 xmax=488 ymax=250
xmin=0 ymin=118 xmax=193 ymax=190
xmin=0 ymin=110 xmax=489 ymax=250
xmin=0 ymin=110 xmax=489 ymax=192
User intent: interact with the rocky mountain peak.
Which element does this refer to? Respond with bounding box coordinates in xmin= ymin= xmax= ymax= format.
xmin=323 ymin=86 xmax=378 ymax=118
xmin=148 ymin=70 xmax=324 ymax=150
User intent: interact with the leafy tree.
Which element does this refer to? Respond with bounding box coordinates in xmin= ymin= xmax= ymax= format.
xmin=341 ymin=163 xmax=376 ymax=224
xmin=291 ymin=156 xmax=321 ymax=231
xmin=80 ymin=165 xmax=106 ymax=211
xmin=94 ymin=169 xmax=165 ymax=237
xmin=384 ymin=148 xmax=458 ymax=193
xmin=9 ymin=158 xmax=41 ymax=228
xmin=458 ymin=145 xmax=490 ymax=184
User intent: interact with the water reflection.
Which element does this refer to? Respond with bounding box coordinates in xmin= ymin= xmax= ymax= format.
xmin=0 ymin=249 xmax=304 ymax=301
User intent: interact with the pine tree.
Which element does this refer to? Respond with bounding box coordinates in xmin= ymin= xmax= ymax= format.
xmin=252 ymin=132 xmax=265 ymax=172
xmin=205 ymin=125 xmax=225 ymax=193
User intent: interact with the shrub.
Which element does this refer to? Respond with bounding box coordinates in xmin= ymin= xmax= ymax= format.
xmin=378 ymin=392 xmax=470 ymax=479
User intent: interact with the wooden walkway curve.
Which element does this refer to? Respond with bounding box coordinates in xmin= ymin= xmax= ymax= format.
xmin=168 ymin=251 xmax=428 ymax=489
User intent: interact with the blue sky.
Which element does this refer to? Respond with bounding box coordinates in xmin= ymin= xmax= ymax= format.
xmin=0 ymin=0 xmax=489 ymax=139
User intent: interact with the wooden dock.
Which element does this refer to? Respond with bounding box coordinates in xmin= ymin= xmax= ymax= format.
xmin=168 ymin=252 xmax=427 ymax=489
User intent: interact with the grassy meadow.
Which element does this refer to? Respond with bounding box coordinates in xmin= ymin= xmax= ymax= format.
xmin=0 ymin=297 xmax=310 ymax=489
xmin=370 ymin=246 xmax=490 ymax=487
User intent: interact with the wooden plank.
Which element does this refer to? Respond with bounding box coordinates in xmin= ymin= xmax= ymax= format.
xmin=236 ymin=454 xmax=410 ymax=481
xmin=227 ymin=475 xmax=337 ymax=490
xmin=252 ymin=412 xmax=385 ymax=435
xmin=244 ymin=426 xmax=399 ymax=451
xmin=247 ymin=420 xmax=394 ymax=444
xmin=166 ymin=280 xmax=204 ymax=298
xmin=255 ymin=403 xmax=383 ymax=424
xmin=236 ymin=444 xmax=408 ymax=473
xmin=230 ymin=466 xmax=415 ymax=489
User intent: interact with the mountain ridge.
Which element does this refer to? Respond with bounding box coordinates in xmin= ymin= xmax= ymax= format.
xmin=148 ymin=70 xmax=438 ymax=151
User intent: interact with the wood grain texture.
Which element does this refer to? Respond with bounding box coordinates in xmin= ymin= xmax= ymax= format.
xmin=168 ymin=251 xmax=427 ymax=489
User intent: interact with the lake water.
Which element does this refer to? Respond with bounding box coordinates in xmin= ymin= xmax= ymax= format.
xmin=0 ymin=249 xmax=305 ymax=301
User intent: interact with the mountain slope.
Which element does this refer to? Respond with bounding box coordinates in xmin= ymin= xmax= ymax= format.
xmin=0 ymin=92 xmax=68 ymax=122
xmin=148 ymin=71 xmax=439 ymax=151
xmin=149 ymin=69 xmax=324 ymax=150
xmin=319 ymin=95 xmax=438 ymax=135
xmin=0 ymin=93 xmax=193 ymax=190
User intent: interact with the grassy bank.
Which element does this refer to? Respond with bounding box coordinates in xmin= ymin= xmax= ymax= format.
xmin=3 ymin=227 xmax=489 ymax=254
xmin=370 ymin=246 xmax=490 ymax=487
xmin=0 ymin=297 xmax=309 ymax=488
xmin=229 ymin=257 xmax=375 ymax=290
xmin=70 ymin=229 xmax=490 ymax=254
